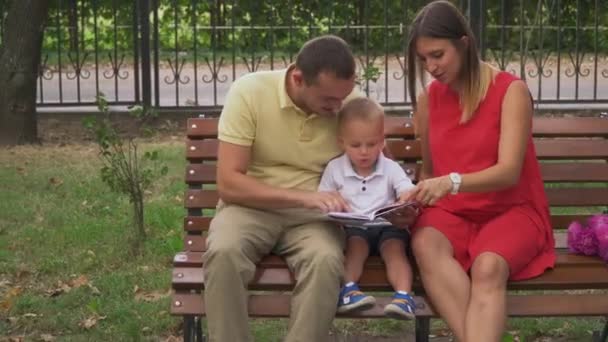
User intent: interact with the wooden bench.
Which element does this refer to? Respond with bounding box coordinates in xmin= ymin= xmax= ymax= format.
xmin=171 ymin=115 xmax=608 ymax=342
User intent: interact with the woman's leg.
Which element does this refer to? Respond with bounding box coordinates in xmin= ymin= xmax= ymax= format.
xmin=344 ymin=236 xmax=370 ymax=283
xmin=379 ymin=238 xmax=413 ymax=292
xmin=464 ymin=206 xmax=545 ymax=341
xmin=465 ymin=252 xmax=509 ymax=342
xmin=412 ymin=227 xmax=471 ymax=341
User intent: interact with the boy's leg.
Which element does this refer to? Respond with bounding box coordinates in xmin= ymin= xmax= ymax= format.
xmin=203 ymin=203 xmax=283 ymax=342
xmin=274 ymin=220 xmax=345 ymax=342
xmin=343 ymin=227 xmax=371 ymax=284
xmin=379 ymin=229 xmax=416 ymax=320
xmin=379 ymin=238 xmax=413 ymax=292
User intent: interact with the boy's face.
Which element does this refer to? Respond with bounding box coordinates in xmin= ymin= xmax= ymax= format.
xmin=338 ymin=117 xmax=385 ymax=173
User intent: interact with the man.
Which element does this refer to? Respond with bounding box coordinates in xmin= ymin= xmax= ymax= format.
xmin=203 ymin=35 xmax=358 ymax=342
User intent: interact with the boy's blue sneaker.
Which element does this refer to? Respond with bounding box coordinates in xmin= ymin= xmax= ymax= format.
xmin=337 ymin=283 xmax=376 ymax=314
xmin=383 ymin=291 xmax=416 ymax=320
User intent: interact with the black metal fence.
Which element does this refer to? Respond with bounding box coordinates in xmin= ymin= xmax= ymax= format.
xmin=1 ymin=0 xmax=607 ymax=110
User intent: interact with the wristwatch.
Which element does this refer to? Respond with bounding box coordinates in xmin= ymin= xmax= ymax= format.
xmin=449 ymin=172 xmax=462 ymax=195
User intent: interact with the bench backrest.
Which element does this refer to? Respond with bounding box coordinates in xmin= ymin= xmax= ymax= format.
xmin=183 ymin=116 xmax=608 ymax=252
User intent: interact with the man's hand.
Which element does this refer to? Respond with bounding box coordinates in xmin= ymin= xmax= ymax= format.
xmin=298 ymin=191 xmax=350 ymax=213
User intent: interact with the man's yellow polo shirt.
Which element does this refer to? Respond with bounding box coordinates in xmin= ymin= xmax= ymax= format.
xmin=218 ymin=68 xmax=346 ymax=191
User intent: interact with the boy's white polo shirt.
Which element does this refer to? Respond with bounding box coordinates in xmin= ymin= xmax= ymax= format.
xmin=318 ymin=153 xmax=414 ymax=215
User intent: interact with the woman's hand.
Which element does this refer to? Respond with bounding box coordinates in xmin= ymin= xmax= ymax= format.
xmin=384 ymin=205 xmax=419 ymax=229
xmin=411 ymin=175 xmax=453 ymax=207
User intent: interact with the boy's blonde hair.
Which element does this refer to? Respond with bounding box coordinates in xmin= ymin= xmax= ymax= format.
xmin=337 ymin=97 xmax=384 ymax=130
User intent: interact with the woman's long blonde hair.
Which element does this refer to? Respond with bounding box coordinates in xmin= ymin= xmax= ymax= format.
xmin=407 ymin=0 xmax=492 ymax=123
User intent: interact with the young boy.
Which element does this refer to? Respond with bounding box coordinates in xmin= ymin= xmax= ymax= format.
xmin=319 ymin=97 xmax=417 ymax=320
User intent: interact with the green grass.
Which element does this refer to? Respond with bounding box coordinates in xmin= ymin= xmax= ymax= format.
xmin=0 ymin=141 xmax=606 ymax=341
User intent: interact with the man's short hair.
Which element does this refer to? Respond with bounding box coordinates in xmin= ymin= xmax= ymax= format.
xmin=295 ymin=35 xmax=356 ymax=85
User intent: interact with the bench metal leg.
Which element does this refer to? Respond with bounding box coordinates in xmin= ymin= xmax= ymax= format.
xmin=184 ymin=316 xmax=205 ymax=342
xmin=598 ymin=318 xmax=608 ymax=342
xmin=415 ymin=317 xmax=430 ymax=342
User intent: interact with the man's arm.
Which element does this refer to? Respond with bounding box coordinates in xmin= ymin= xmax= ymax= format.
xmin=217 ymin=141 xmax=349 ymax=212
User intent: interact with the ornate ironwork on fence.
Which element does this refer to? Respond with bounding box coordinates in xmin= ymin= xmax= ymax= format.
xmin=1 ymin=0 xmax=607 ymax=110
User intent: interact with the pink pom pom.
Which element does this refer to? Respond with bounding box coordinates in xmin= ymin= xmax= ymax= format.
xmin=567 ymin=221 xmax=585 ymax=254
xmin=589 ymin=214 xmax=608 ymax=262
xmin=567 ymin=220 xmax=599 ymax=256
xmin=577 ymin=228 xmax=599 ymax=256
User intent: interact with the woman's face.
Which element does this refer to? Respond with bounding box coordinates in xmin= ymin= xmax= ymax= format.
xmin=415 ymin=36 xmax=465 ymax=86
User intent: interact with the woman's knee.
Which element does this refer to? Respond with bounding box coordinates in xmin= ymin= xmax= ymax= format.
xmin=411 ymin=228 xmax=452 ymax=264
xmin=470 ymin=252 xmax=510 ymax=289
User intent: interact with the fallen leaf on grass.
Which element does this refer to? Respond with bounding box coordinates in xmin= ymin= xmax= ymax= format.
xmin=88 ymin=284 xmax=101 ymax=295
xmin=39 ymin=334 xmax=55 ymax=341
xmin=79 ymin=315 xmax=106 ymax=330
xmin=49 ymin=177 xmax=63 ymax=186
xmin=23 ymin=313 xmax=38 ymax=318
xmin=0 ymin=287 xmax=23 ymax=312
xmin=134 ymin=288 xmax=171 ymax=302
xmin=46 ymin=276 xmax=92 ymax=297
xmin=15 ymin=267 xmax=31 ymax=281
xmin=69 ymin=275 xmax=89 ymax=288
xmin=46 ymin=281 xmax=72 ymax=297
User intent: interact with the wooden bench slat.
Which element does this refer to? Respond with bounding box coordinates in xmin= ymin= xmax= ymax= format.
xmin=185 ymin=164 xmax=216 ymax=184
xmin=531 ymin=117 xmax=608 ymax=137
xmin=183 ymin=162 xmax=608 ymax=186
xmin=186 ymin=117 xmax=608 ymax=139
xmin=171 ymin=292 xmax=608 ymax=317
xmin=181 ymin=227 xmax=567 ymax=251
xmin=540 ymin=162 xmax=608 ymax=182
xmin=173 ymin=249 xmax=605 ymax=269
xmin=182 ymin=214 xmax=596 ymax=233
xmin=534 ymin=139 xmax=608 ymax=159
xmin=187 ymin=139 xmax=608 ymax=161
xmin=545 ymin=188 xmax=608 ymax=206
xmin=184 ymin=187 xmax=608 ymax=209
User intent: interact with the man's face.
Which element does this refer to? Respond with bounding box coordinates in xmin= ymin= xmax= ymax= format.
xmin=299 ymin=71 xmax=356 ymax=116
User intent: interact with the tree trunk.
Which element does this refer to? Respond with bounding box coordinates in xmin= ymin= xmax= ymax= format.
xmin=0 ymin=0 xmax=50 ymax=145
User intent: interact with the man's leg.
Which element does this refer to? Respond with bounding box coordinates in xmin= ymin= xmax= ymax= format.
xmin=203 ymin=203 xmax=283 ymax=342
xmin=276 ymin=221 xmax=345 ymax=342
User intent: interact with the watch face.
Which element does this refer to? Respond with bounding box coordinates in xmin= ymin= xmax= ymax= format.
xmin=450 ymin=173 xmax=460 ymax=183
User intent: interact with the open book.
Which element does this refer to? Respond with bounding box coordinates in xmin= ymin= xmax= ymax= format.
xmin=327 ymin=201 xmax=420 ymax=228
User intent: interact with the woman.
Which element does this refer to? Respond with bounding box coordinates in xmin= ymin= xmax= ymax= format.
xmin=404 ymin=1 xmax=556 ymax=341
